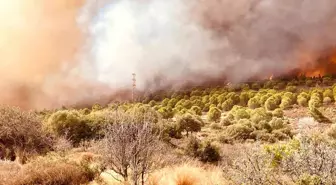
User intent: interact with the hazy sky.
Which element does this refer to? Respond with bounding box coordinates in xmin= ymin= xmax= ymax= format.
xmin=0 ymin=0 xmax=335 ymax=109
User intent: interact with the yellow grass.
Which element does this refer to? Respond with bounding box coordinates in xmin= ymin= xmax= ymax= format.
xmin=148 ymin=163 xmax=228 ymax=185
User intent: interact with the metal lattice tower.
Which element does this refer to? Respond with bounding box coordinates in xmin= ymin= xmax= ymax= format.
xmin=132 ymin=73 xmax=136 ymax=102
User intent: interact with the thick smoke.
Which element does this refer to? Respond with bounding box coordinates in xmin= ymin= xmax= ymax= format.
xmin=1 ymin=0 xmax=336 ymax=109
xmin=82 ymin=0 xmax=336 ymax=88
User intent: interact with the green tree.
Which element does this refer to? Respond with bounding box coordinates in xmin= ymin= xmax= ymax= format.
xmin=176 ymin=114 xmax=203 ymax=136
xmin=207 ymin=107 xmax=222 ymax=122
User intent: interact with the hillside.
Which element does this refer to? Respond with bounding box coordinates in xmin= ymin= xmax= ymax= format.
xmin=1 ymin=76 xmax=336 ymax=185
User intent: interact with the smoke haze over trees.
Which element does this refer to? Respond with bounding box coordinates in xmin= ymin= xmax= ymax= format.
xmin=1 ymin=0 xmax=336 ymax=109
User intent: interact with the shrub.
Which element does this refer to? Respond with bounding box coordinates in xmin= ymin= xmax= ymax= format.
xmin=280 ymin=97 xmax=293 ymax=110
xmin=148 ymin=100 xmax=157 ymax=107
xmin=162 ymin=121 xmax=182 ymax=139
xmin=210 ymin=122 xmax=222 ymax=130
xmin=327 ymin=124 xmax=336 ymax=139
xmin=323 ymin=97 xmax=332 ymax=104
xmin=308 ymin=97 xmax=322 ymax=109
xmin=226 ymin=92 xmax=240 ymax=104
xmin=251 ymin=120 xmax=272 ymax=132
xmin=190 ymin=106 xmax=202 ymax=116
xmin=220 ymin=116 xmax=234 ymax=126
xmin=274 ymin=82 xmax=286 ymax=90
xmin=46 ymin=110 xmax=93 ymax=145
xmin=161 ymin=98 xmax=170 ymax=106
xmin=309 ymin=107 xmax=332 ymax=123
xmin=251 ymin=83 xmax=261 ymax=90
xmin=202 ymin=103 xmax=210 ymax=112
xmin=239 ymin=92 xmax=250 ymax=106
xmin=323 ymin=77 xmax=332 ymax=85
xmin=250 ymin=108 xmax=272 ymax=124
xmin=3 ymin=158 xmax=95 ymax=185
xmin=297 ymin=97 xmax=308 ymax=107
xmin=207 ymin=107 xmax=222 ymax=122
xmin=199 ymin=142 xmax=221 ymax=163
xmin=176 ymin=114 xmax=204 ymax=136
xmin=185 ymin=136 xmax=201 ymax=157
xmin=323 ymin=89 xmax=333 ymax=100
xmin=0 ymin=106 xmax=52 ymax=163
xmin=269 ymin=117 xmax=286 ymax=130
xmin=264 ymin=81 xmax=275 ymax=88
xmin=306 ymin=79 xmax=314 ymax=87
xmin=222 ymin=119 xmax=254 ymax=141
xmin=272 ymin=108 xmax=284 ymax=118
xmin=92 ymin=103 xmax=103 ymax=111
xmin=167 ymin=98 xmax=178 ymax=108
xmin=248 ymin=97 xmax=260 ymax=109
xmin=183 ymin=100 xmax=193 ymax=109
xmin=259 ymin=94 xmax=271 ymax=106
xmin=222 ymin=99 xmax=234 ymax=111
xmin=286 ymin=86 xmax=297 ymax=93
xmin=191 ymin=99 xmax=205 ymax=110
xmin=158 ymin=107 xmax=174 ymax=119
xmin=265 ymin=97 xmax=279 ymax=111
xmin=233 ymin=108 xmax=250 ymax=120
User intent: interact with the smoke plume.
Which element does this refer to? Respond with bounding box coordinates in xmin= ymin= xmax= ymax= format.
xmin=1 ymin=0 xmax=336 ymax=109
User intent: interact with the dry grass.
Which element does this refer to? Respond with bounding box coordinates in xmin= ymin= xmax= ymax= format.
xmin=0 ymin=154 xmax=96 ymax=185
xmin=147 ymin=163 xmax=228 ymax=185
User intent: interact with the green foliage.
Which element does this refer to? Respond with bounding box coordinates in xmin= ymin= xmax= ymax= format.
xmin=272 ymin=108 xmax=284 ymax=118
xmin=248 ymin=97 xmax=261 ymax=109
xmin=207 ymin=107 xmax=222 ymax=122
xmin=199 ymin=142 xmax=221 ymax=163
xmin=264 ymin=81 xmax=275 ymax=89
xmin=210 ymin=122 xmax=222 ymax=130
xmin=327 ymin=124 xmax=336 ymax=139
xmin=167 ymin=98 xmax=178 ymax=108
xmin=232 ymin=108 xmax=250 ymax=120
xmin=305 ymin=79 xmax=314 ymax=87
xmin=185 ymin=136 xmax=201 ymax=157
xmin=309 ymin=106 xmax=332 ymax=123
xmin=162 ymin=121 xmax=182 ymax=139
xmin=264 ymin=140 xmax=299 ymax=168
xmin=220 ymin=115 xmax=234 ymax=126
xmin=269 ymin=117 xmax=286 ymax=130
xmin=250 ymin=108 xmax=272 ymax=124
xmin=222 ymin=99 xmax=234 ymax=111
xmin=0 ymin=106 xmax=52 ymax=163
xmin=280 ymin=96 xmax=293 ymax=110
xmin=92 ymin=103 xmax=103 ymax=111
xmin=323 ymin=88 xmax=333 ymax=100
xmin=148 ymin=100 xmax=157 ymax=107
xmin=190 ymin=106 xmax=202 ymax=115
xmin=176 ymin=114 xmax=204 ymax=136
xmin=221 ymin=119 xmax=254 ymax=141
xmin=322 ymin=76 xmax=332 ymax=86
xmin=183 ymin=100 xmax=193 ymax=109
xmin=308 ymin=93 xmax=322 ymax=109
xmin=265 ymin=96 xmax=279 ymax=111
xmin=158 ymin=107 xmax=174 ymax=119
xmin=161 ymin=98 xmax=170 ymax=106
xmin=296 ymin=174 xmax=322 ymax=185
xmin=191 ymin=99 xmax=205 ymax=110
xmin=46 ymin=110 xmax=93 ymax=144
xmin=297 ymin=93 xmax=309 ymax=107
xmin=251 ymin=83 xmax=261 ymax=90
xmin=286 ymin=85 xmax=297 ymax=93
xmin=239 ymin=92 xmax=250 ymax=106
xmin=323 ymin=97 xmax=332 ymax=104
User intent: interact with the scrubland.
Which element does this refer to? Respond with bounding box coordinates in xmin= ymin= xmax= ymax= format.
xmin=2 ymin=76 xmax=336 ymax=185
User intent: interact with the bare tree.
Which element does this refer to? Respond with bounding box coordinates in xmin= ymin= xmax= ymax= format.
xmin=0 ymin=106 xmax=53 ymax=163
xmin=99 ymin=109 xmax=160 ymax=185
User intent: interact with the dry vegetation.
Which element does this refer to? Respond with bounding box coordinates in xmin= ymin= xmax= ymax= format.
xmin=2 ymin=76 xmax=336 ymax=184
